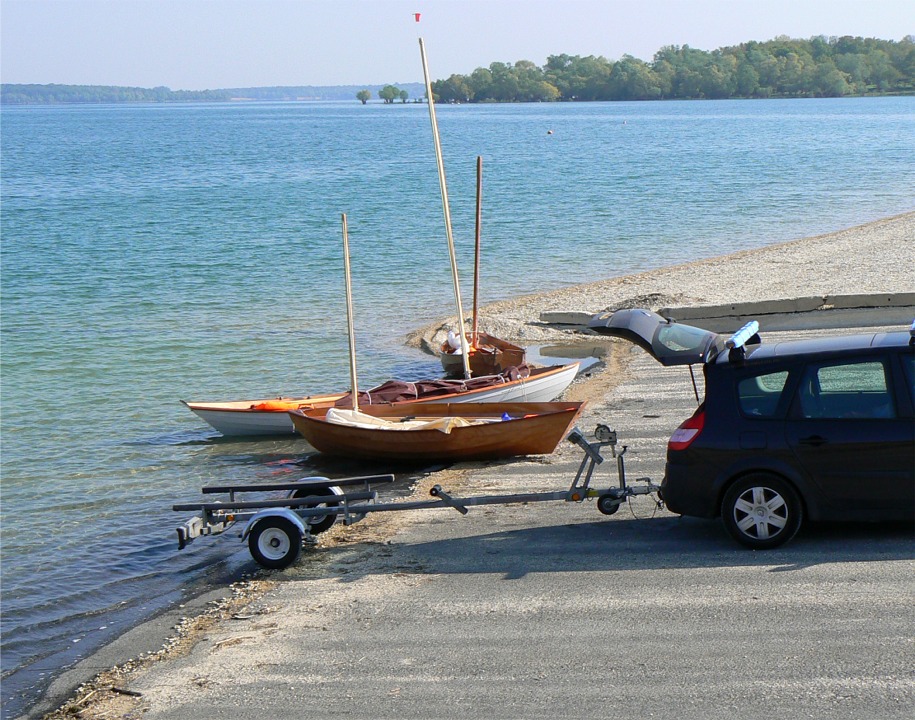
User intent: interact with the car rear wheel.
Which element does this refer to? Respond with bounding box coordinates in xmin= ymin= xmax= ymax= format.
xmin=721 ymin=474 xmax=802 ymax=549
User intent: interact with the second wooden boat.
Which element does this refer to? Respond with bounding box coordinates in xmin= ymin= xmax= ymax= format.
xmin=433 ymin=155 xmax=523 ymax=377
xmin=289 ymin=400 xmax=585 ymax=462
xmin=440 ymin=330 xmax=526 ymax=377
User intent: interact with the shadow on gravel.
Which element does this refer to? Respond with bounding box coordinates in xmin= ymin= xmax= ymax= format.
xmin=314 ymin=515 xmax=914 ymax=581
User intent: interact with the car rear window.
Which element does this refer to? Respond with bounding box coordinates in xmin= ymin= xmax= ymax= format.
xmin=797 ymin=360 xmax=895 ymax=419
xmin=738 ymin=370 xmax=789 ymax=417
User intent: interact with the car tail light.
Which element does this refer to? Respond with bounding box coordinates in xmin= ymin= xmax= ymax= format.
xmin=668 ymin=408 xmax=705 ymax=451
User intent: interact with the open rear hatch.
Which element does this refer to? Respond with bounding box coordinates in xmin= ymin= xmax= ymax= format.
xmin=588 ymin=309 xmax=726 ymax=366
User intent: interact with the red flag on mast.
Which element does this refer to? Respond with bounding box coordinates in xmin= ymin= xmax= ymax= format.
xmin=414 ymin=13 xmax=421 ymax=22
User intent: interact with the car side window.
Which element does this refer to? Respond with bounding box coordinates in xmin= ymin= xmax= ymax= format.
xmin=797 ymin=360 xmax=895 ymax=419
xmin=738 ymin=370 xmax=789 ymax=417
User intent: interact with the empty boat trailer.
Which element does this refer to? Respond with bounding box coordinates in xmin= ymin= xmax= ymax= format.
xmin=174 ymin=426 xmax=662 ymax=568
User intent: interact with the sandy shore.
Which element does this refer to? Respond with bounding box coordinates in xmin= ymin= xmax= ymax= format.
xmin=34 ymin=212 xmax=915 ymax=719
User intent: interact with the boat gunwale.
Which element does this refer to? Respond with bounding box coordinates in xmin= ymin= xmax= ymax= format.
xmin=182 ymin=362 xmax=580 ymax=414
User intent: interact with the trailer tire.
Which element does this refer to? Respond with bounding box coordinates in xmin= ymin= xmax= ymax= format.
xmin=248 ymin=517 xmax=302 ymax=569
xmin=290 ymin=486 xmax=340 ymax=535
xmin=597 ymin=494 xmax=622 ymax=516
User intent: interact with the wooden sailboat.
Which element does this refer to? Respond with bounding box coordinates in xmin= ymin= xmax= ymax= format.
xmin=182 ymin=181 xmax=571 ymax=439
xmin=181 ymin=361 xmax=579 ymax=437
xmin=289 ymin=401 xmax=585 ymax=462
xmin=182 ymin=39 xmax=571 ymax=439
xmin=184 ymin=204 xmax=573 ymax=438
xmin=289 ymin=80 xmax=586 ymax=463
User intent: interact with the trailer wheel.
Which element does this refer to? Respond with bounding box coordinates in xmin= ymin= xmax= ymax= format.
xmin=597 ymin=494 xmax=622 ymax=516
xmin=290 ymin=486 xmax=340 ymax=535
xmin=721 ymin=474 xmax=802 ymax=550
xmin=248 ymin=517 xmax=302 ymax=569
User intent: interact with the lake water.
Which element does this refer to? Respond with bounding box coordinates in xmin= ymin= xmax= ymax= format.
xmin=1 ymin=96 xmax=913 ymax=717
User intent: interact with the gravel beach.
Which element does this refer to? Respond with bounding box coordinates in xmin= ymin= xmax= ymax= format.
xmin=409 ymin=210 xmax=915 ymax=351
xmin=34 ymin=212 xmax=915 ymax=720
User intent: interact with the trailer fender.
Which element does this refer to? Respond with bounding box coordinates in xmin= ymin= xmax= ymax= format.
xmin=242 ymin=509 xmax=307 ymax=543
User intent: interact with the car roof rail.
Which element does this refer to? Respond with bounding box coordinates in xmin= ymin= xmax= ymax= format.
xmin=726 ymin=320 xmax=760 ymax=362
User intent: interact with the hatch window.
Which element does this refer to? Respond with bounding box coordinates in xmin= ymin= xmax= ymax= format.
xmin=657 ymin=323 xmax=715 ymax=355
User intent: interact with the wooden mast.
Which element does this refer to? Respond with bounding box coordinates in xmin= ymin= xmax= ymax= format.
xmin=419 ymin=37 xmax=472 ymax=379
xmin=472 ymin=155 xmax=483 ymax=343
xmin=341 ymin=213 xmax=360 ymax=412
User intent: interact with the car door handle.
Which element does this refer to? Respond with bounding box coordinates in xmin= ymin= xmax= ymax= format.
xmin=798 ymin=435 xmax=828 ymax=446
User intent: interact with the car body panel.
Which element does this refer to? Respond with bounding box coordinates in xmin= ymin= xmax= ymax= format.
xmin=663 ymin=447 xmax=817 ymax=519
xmin=785 ymin=418 xmax=914 ymax=519
xmin=783 ymin=349 xmax=914 ymax=520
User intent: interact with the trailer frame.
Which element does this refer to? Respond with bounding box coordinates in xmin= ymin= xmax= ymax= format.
xmin=174 ymin=425 xmax=662 ymax=568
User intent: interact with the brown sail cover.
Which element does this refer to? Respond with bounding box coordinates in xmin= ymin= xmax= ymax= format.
xmin=333 ymin=364 xmax=532 ymax=407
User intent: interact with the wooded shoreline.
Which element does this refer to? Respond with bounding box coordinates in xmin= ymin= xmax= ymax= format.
xmin=4 ymin=35 xmax=912 ymax=105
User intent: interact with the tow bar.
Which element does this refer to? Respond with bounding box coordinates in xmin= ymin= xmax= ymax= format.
xmin=174 ymin=425 xmax=663 ymax=569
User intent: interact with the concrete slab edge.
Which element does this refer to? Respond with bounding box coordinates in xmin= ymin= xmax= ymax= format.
xmin=539 ymin=293 xmax=915 ymax=333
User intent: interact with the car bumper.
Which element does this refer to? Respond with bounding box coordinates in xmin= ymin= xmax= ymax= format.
xmin=661 ymin=459 xmax=720 ymax=519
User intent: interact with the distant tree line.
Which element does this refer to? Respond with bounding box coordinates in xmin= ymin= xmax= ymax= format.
xmin=218 ymin=84 xmax=424 ymax=101
xmin=431 ymin=35 xmax=915 ymax=102
xmin=3 ymin=36 xmax=912 ymax=106
xmin=0 ymin=84 xmax=232 ymax=104
xmin=0 ymin=83 xmax=426 ymax=105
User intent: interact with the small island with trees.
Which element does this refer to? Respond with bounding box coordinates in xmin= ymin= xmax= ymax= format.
xmin=2 ymin=35 xmax=912 ymax=106
xmin=377 ymin=85 xmax=410 ymax=103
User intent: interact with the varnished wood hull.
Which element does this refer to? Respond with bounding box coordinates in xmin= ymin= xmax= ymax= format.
xmin=182 ymin=363 xmax=579 ymax=437
xmin=289 ymin=401 xmax=585 ymax=461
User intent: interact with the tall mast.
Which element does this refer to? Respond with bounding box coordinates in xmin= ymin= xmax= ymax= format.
xmin=341 ymin=213 xmax=360 ymax=412
xmin=419 ymin=37 xmax=472 ymax=379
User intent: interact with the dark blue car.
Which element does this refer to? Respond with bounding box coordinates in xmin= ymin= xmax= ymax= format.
xmin=589 ymin=309 xmax=915 ymax=548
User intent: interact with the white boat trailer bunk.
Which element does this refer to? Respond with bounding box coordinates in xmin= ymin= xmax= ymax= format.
xmin=174 ymin=425 xmax=662 ymax=569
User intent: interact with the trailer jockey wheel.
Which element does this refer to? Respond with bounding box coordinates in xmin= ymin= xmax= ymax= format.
xmin=290 ymin=485 xmax=341 ymax=534
xmin=248 ymin=517 xmax=302 ymax=569
xmin=597 ymin=494 xmax=622 ymax=516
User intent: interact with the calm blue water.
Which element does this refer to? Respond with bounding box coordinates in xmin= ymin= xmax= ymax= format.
xmin=1 ymin=97 xmax=913 ymax=716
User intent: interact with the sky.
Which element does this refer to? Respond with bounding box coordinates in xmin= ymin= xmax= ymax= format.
xmin=2 ymin=0 xmax=913 ymax=90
